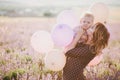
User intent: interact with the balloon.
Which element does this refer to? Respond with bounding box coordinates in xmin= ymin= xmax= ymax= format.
xmin=44 ymin=49 xmax=66 ymax=71
xmin=57 ymin=10 xmax=80 ymax=29
xmin=88 ymin=54 xmax=103 ymax=67
xmin=89 ymin=2 xmax=109 ymax=23
xmin=105 ymin=24 xmax=115 ymax=41
xmin=31 ymin=30 xmax=54 ymax=53
xmin=51 ymin=24 xmax=74 ymax=47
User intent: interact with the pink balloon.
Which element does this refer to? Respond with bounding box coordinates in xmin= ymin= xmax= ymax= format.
xmin=31 ymin=31 xmax=54 ymax=53
xmin=51 ymin=24 xmax=74 ymax=47
xmin=57 ymin=10 xmax=80 ymax=29
xmin=89 ymin=2 xmax=109 ymax=23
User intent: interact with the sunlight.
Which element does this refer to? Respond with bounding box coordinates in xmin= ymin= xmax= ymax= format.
xmin=1 ymin=0 xmax=120 ymax=7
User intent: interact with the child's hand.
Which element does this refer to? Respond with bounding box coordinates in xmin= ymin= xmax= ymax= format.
xmin=73 ymin=26 xmax=80 ymax=33
xmin=77 ymin=27 xmax=84 ymax=37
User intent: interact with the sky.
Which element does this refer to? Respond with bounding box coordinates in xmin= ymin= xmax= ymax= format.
xmin=0 ymin=0 xmax=120 ymax=7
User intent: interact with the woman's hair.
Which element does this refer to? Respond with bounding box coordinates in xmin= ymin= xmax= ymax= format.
xmin=91 ymin=22 xmax=110 ymax=54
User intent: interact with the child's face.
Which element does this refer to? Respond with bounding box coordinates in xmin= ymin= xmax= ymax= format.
xmin=80 ymin=17 xmax=93 ymax=30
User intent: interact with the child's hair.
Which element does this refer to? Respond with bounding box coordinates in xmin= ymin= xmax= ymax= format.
xmin=80 ymin=12 xmax=94 ymax=22
xmin=91 ymin=22 xmax=110 ymax=54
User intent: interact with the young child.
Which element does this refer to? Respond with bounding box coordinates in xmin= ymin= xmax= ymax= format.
xmin=64 ymin=12 xmax=94 ymax=52
xmin=75 ymin=12 xmax=94 ymax=44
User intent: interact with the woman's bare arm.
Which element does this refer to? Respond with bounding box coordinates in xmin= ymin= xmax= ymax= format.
xmin=64 ymin=27 xmax=83 ymax=53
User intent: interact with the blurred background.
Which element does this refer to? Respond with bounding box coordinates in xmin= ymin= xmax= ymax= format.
xmin=0 ymin=0 xmax=120 ymax=80
xmin=0 ymin=0 xmax=120 ymax=21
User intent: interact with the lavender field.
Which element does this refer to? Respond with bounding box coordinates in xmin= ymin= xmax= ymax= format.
xmin=0 ymin=16 xmax=120 ymax=80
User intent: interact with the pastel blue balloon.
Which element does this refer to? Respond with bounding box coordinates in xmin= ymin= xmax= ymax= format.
xmin=51 ymin=24 xmax=74 ymax=47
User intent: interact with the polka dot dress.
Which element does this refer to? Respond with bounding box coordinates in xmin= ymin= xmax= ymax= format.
xmin=63 ymin=43 xmax=96 ymax=80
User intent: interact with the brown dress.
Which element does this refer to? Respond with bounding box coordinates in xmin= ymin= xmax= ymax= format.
xmin=63 ymin=43 xmax=96 ymax=80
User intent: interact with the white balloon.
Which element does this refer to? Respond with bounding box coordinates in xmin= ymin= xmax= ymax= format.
xmin=105 ymin=24 xmax=115 ymax=41
xmin=45 ymin=49 xmax=66 ymax=71
xmin=31 ymin=31 xmax=54 ymax=53
xmin=57 ymin=10 xmax=80 ymax=29
xmin=89 ymin=2 xmax=109 ymax=23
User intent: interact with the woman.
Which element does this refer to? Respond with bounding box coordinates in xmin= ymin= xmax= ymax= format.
xmin=63 ymin=22 xmax=110 ymax=80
